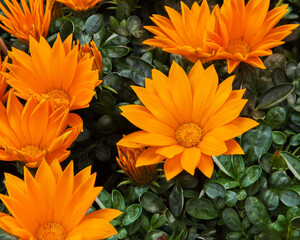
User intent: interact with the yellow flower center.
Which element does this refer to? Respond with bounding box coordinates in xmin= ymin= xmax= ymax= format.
xmin=35 ymin=222 xmax=66 ymax=240
xmin=47 ymin=89 xmax=70 ymax=107
xmin=175 ymin=123 xmax=202 ymax=148
xmin=21 ymin=145 xmax=43 ymax=158
xmin=227 ymin=39 xmax=250 ymax=57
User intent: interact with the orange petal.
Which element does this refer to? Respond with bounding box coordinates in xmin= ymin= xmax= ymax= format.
xmin=164 ymin=155 xmax=183 ymax=180
xmin=197 ymin=154 xmax=214 ymax=178
xmin=180 ymin=147 xmax=201 ymax=175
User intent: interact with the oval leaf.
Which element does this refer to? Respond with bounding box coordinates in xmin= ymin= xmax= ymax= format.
xmin=85 ymin=14 xmax=104 ymax=34
xmin=186 ymin=198 xmax=219 ymax=220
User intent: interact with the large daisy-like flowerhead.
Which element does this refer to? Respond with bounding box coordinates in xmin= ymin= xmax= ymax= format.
xmin=0 ymin=92 xmax=83 ymax=167
xmin=3 ymin=34 xmax=101 ymax=111
xmin=0 ymin=159 xmax=122 ymax=239
xmin=206 ymin=0 xmax=299 ymax=73
xmin=143 ymin=0 xmax=218 ymax=63
xmin=118 ymin=61 xmax=258 ymax=180
xmin=0 ymin=0 xmax=52 ymax=43
xmin=0 ymin=56 xmax=9 ymax=104
xmin=56 ymin=0 xmax=101 ymax=11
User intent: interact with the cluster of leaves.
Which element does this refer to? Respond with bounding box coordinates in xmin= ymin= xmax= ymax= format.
xmin=0 ymin=0 xmax=300 ymax=239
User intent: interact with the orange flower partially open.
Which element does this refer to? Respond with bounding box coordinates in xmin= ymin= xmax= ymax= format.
xmin=0 ymin=56 xmax=9 ymax=104
xmin=0 ymin=0 xmax=52 ymax=43
xmin=206 ymin=0 xmax=299 ymax=73
xmin=56 ymin=0 xmax=101 ymax=11
xmin=0 ymin=92 xmax=83 ymax=167
xmin=3 ymin=34 xmax=101 ymax=111
xmin=0 ymin=159 xmax=122 ymax=239
xmin=143 ymin=0 xmax=218 ymax=63
xmin=118 ymin=61 xmax=258 ymax=180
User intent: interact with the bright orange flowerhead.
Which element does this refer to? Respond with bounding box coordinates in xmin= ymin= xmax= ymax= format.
xmin=3 ymin=34 xmax=101 ymax=111
xmin=143 ymin=0 xmax=218 ymax=63
xmin=206 ymin=0 xmax=299 ymax=73
xmin=0 ymin=0 xmax=52 ymax=43
xmin=0 ymin=159 xmax=122 ymax=239
xmin=0 ymin=56 xmax=9 ymax=104
xmin=75 ymin=40 xmax=103 ymax=78
xmin=0 ymin=92 xmax=83 ymax=167
xmin=118 ymin=61 xmax=259 ymax=180
xmin=56 ymin=0 xmax=101 ymax=11
xmin=116 ymin=144 xmax=160 ymax=185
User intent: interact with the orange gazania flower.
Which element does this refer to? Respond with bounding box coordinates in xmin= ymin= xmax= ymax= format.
xmin=56 ymin=0 xmax=101 ymax=11
xmin=206 ymin=0 xmax=299 ymax=73
xmin=0 ymin=56 xmax=9 ymax=104
xmin=3 ymin=34 xmax=101 ymax=110
xmin=118 ymin=61 xmax=259 ymax=180
xmin=0 ymin=92 xmax=83 ymax=167
xmin=0 ymin=159 xmax=122 ymax=239
xmin=143 ymin=0 xmax=218 ymax=63
xmin=75 ymin=40 xmax=103 ymax=77
xmin=116 ymin=145 xmax=160 ymax=185
xmin=0 ymin=0 xmax=52 ymax=43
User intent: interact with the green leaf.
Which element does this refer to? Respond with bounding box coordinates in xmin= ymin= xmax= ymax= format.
xmin=241 ymin=124 xmax=272 ymax=163
xmin=102 ymin=33 xmax=130 ymax=46
xmin=236 ymin=189 xmax=247 ymax=201
xmin=232 ymin=155 xmax=245 ymax=180
xmin=150 ymin=213 xmax=167 ymax=229
xmin=118 ymin=228 xmax=127 ymax=239
xmin=260 ymin=189 xmax=279 ymax=210
xmin=122 ymin=204 xmax=142 ymax=226
xmin=290 ymin=133 xmax=300 ymax=146
xmin=279 ymin=189 xmax=300 ymax=207
xmin=280 ymin=151 xmax=300 ymax=180
xmin=103 ymin=73 xmax=122 ymax=92
xmin=269 ymin=170 xmax=291 ymax=190
xmin=204 ymin=182 xmax=226 ymax=199
xmin=213 ymin=155 xmax=235 ymax=178
xmin=169 ymin=183 xmax=184 ymax=217
xmin=217 ymin=178 xmax=240 ymax=189
xmin=127 ymin=15 xmax=141 ymax=34
xmin=286 ymin=61 xmax=297 ymax=79
xmin=272 ymin=131 xmax=287 ymax=145
xmin=112 ymin=190 xmax=126 ymax=212
xmin=101 ymin=46 xmax=130 ymax=58
xmin=226 ymin=232 xmax=244 ymax=240
xmin=225 ymin=191 xmax=238 ymax=207
xmin=177 ymin=174 xmax=199 ymax=188
xmin=185 ymin=198 xmax=219 ymax=220
xmin=266 ymin=107 xmax=287 ymax=129
xmin=222 ymin=208 xmax=243 ymax=232
xmin=115 ymin=56 xmax=153 ymax=86
xmin=85 ymin=14 xmax=104 ymax=34
xmin=257 ymin=83 xmax=294 ymax=109
xmin=291 ymin=111 xmax=300 ymax=125
xmin=139 ymin=192 xmax=165 ymax=214
xmin=59 ymin=20 xmax=74 ymax=41
xmin=241 ymin=165 xmax=262 ymax=187
xmin=96 ymin=189 xmax=113 ymax=208
xmin=245 ymin=196 xmax=271 ymax=228
xmin=0 ymin=229 xmax=18 ymax=240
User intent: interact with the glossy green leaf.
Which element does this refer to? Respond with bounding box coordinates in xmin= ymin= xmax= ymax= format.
xmin=241 ymin=165 xmax=262 ymax=187
xmin=290 ymin=133 xmax=300 ymax=146
xmin=280 ymin=151 xmax=300 ymax=180
xmin=241 ymin=124 xmax=272 ymax=163
xmin=177 ymin=174 xmax=198 ymax=188
xmin=112 ymin=190 xmax=126 ymax=211
xmin=139 ymin=192 xmax=165 ymax=214
xmin=222 ymin=208 xmax=243 ymax=232
xmin=118 ymin=228 xmax=127 ymax=239
xmin=232 ymin=155 xmax=245 ymax=180
xmin=169 ymin=183 xmax=184 ymax=217
xmin=286 ymin=61 xmax=297 ymax=79
xmin=260 ymin=189 xmax=279 ymax=210
xmin=102 ymin=33 xmax=129 ymax=46
xmin=96 ymin=189 xmax=112 ymax=208
xmin=291 ymin=111 xmax=300 ymax=125
xmin=245 ymin=196 xmax=271 ymax=227
xmin=257 ymin=83 xmax=294 ymax=109
xmin=269 ymin=170 xmax=291 ymax=190
xmin=127 ymin=15 xmax=140 ymax=34
xmin=85 ymin=14 xmax=103 ymax=34
xmin=60 ymin=20 xmax=74 ymax=41
xmin=236 ymin=189 xmax=247 ymax=201
xmin=217 ymin=178 xmax=240 ymax=189
xmin=102 ymin=57 xmax=112 ymax=74
xmin=150 ymin=213 xmax=167 ymax=229
xmin=272 ymin=131 xmax=287 ymax=145
xmin=213 ymin=155 xmax=235 ymax=178
xmin=225 ymin=191 xmax=238 ymax=207
xmin=204 ymin=182 xmax=226 ymax=199
xmin=122 ymin=204 xmax=142 ymax=226
xmin=226 ymin=232 xmax=244 ymax=240
xmin=279 ymin=189 xmax=300 ymax=207
xmin=185 ymin=198 xmax=219 ymax=220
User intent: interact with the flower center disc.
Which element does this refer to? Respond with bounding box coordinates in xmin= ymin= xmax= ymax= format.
xmin=227 ymin=39 xmax=250 ymax=57
xmin=175 ymin=123 xmax=202 ymax=148
xmin=47 ymin=89 xmax=70 ymax=107
xmin=35 ymin=222 xmax=66 ymax=240
xmin=21 ymin=145 xmax=43 ymax=158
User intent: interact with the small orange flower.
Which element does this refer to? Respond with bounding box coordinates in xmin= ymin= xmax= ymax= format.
xmin=56 ymin=0 xmax=101 ymax=11
xmin=0 ymin=159 xmax=122 ymax=239
xmin=206 ymin=0 xmax=299 ymax=73
xmin=118 ymin=61 xmax=258 ymax=180
xmin=116 ymin=144 xmax=160 ymax=185
xmin=0 ymin=92 xmax=83 ymax=167
xmin=0 ymin=0 xmax=52 ymax=43
xmin=3 ymin=34 xmax=101 ymax=110
xmin=143 ymin=0 xmax=218 ymax=63
xmin=75 ymin=40 xmax=103 ymax=77
xmin=0 ymin=56 xmax=9 ymax=104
